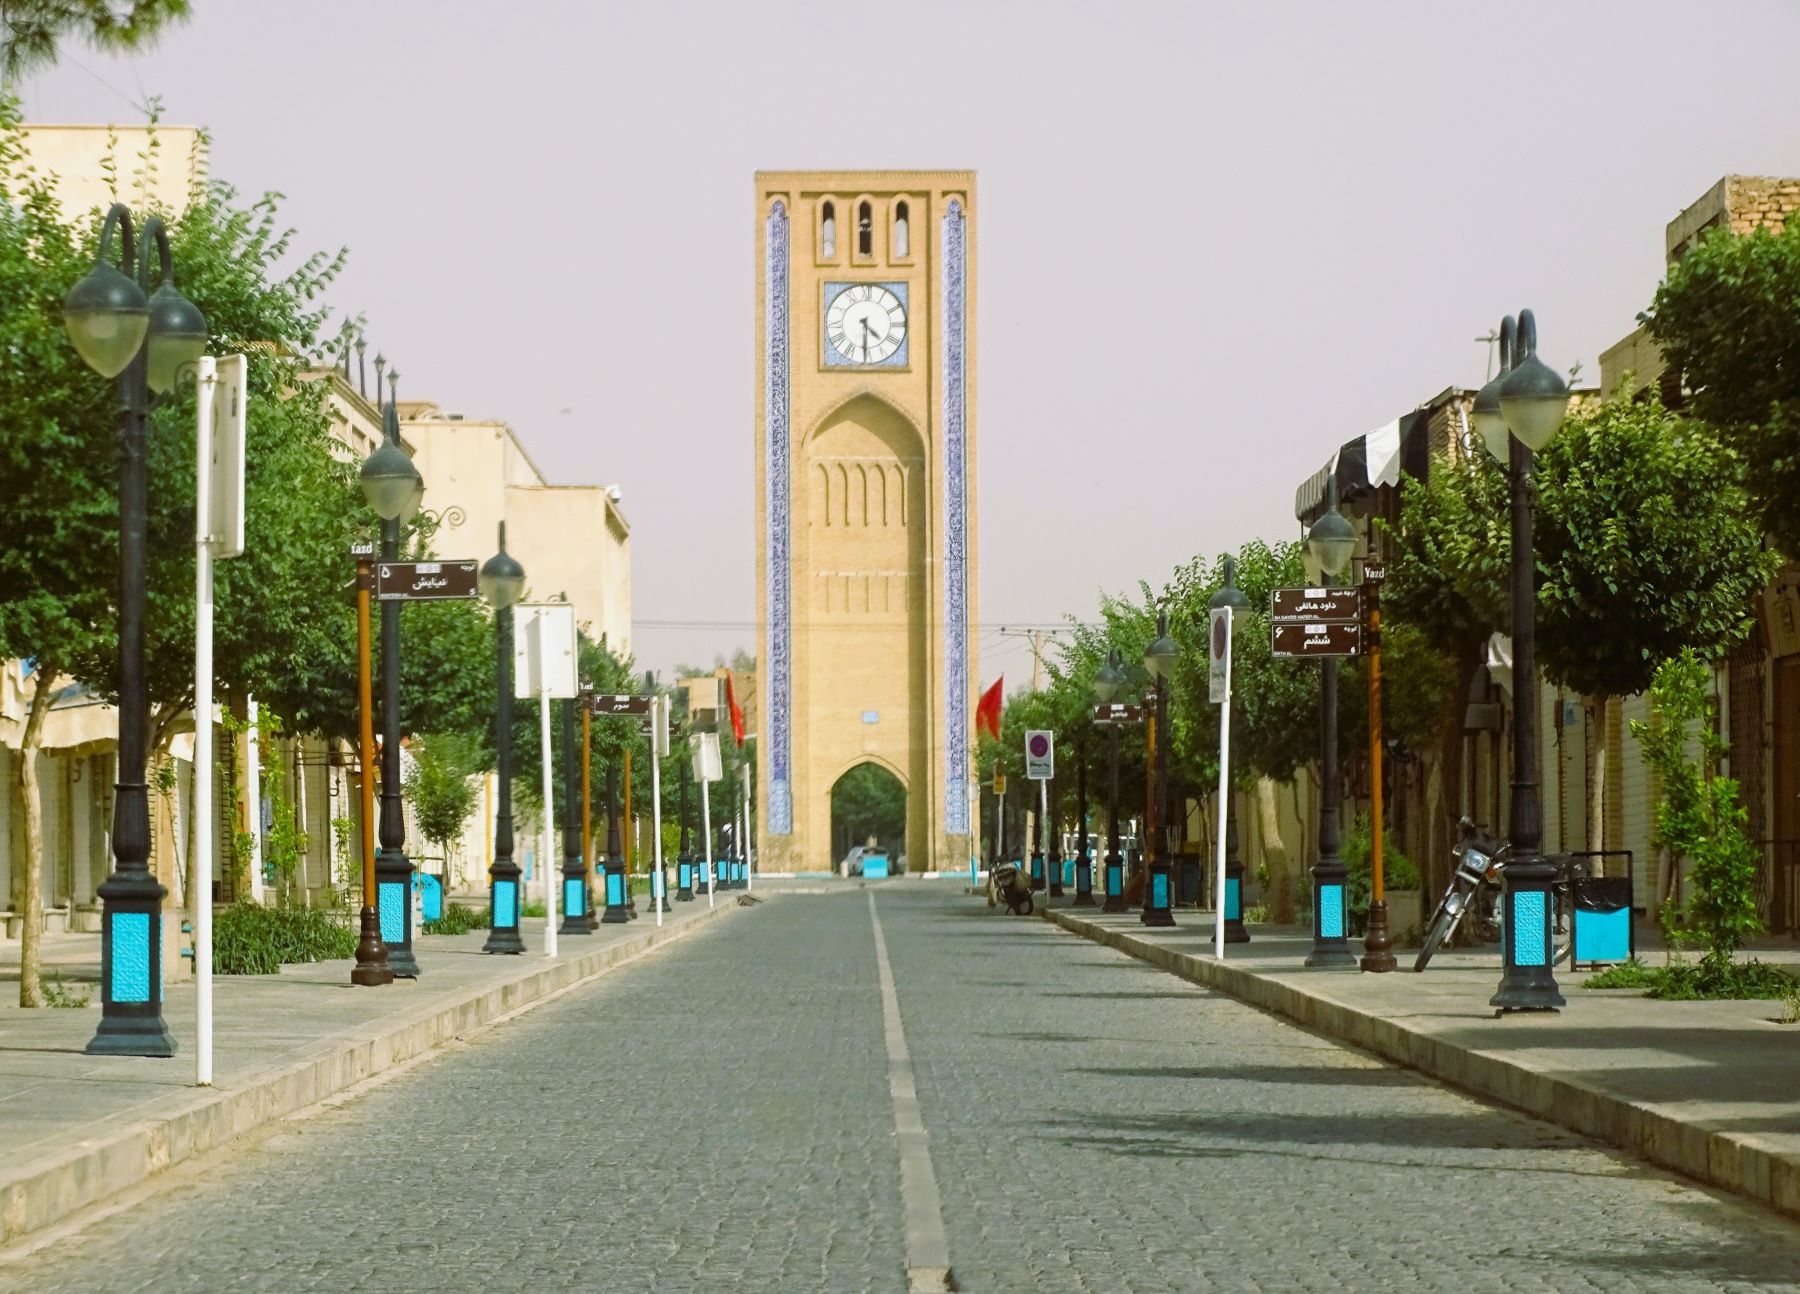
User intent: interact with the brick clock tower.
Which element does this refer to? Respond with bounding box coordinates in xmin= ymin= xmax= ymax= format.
xmin=754 ymin=171 xmax=978 ymax=874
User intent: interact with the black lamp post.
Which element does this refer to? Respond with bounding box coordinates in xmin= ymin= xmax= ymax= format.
xmin=1304 ymin=486 xmax=1358 ymax=967
xmin=1093 ymin=651 xmax=1129 ymax=913
xmin=1475 ymin=310 xmax=1572 ymax=1013
xmin=1141 ymin=613 xmax=1178 ymax=927
xmin=360 ymin=384 xmax=426 ymax=977
xmin=1210 ymin=559 xmax=1252 ymax=943
xmin=480 ymin=525 xmax=527 ymax=954
xmin=676 ymin=757 xmax=695 ymax=900
xmin=602 ymin=764 xmax=629 ymax=922
xmin=66 ymin=204 xmax=207 ymax=1057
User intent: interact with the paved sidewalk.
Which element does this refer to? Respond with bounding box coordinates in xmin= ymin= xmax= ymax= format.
xmin=0 ymin=893 xmax=744 ymax=1245
xmin=1032 ymin=895 xmax=1800 ymax=1224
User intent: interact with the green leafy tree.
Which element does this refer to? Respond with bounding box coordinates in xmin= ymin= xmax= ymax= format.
xmin=405 ymin=732 xmax=481 ymax=878
xmin=1 ymin=0 xmax=190 ymax=83
xmin=1646 ymin=215 xmax=1800 ymax=555
xmin=830 ymin=763 xmax=907 ymax=858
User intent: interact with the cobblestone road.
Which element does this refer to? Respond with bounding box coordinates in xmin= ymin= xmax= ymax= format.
xmin=11 ymin=887 xmax=1800 ymax=1293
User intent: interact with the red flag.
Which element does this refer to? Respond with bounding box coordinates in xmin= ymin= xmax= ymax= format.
xmin=976 ymin=676 xmax=1004 ymax=741
xmin=725 ymin=671 xmax=745 ymax=747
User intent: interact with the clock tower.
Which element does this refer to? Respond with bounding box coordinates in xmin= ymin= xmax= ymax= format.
xmin=754 ymin=171 xmax=978 ymax=875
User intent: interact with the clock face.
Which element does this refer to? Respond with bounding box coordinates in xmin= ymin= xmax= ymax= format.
xmin=826 ymin=283 xmax=906 ymax=365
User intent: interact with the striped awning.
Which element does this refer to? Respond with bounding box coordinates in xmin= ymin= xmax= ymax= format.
xmin=1294 ymin=419 xmax=1404 ymax=524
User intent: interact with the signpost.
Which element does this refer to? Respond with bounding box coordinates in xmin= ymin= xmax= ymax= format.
xmin=515 ymin=604 xmax=579 ymax=956
xmin=589 ymin=693 xmax=652 ymax=717
xmin=1091 ymin=703 xmax=1146 ymax=725
xmin=1271 ymin=621 xmax=1363 ymax=657
xmin=375 ymin=560 xmax=479 ymax=601
xmin=693 ymin=732 xmax=722 ymax=907
xmin=1269 ymin=587 xmax=1361 ymax=622
xmin=1024 ymin=730 xmax=1054 ymax=781
xmin=193 ymin=355 xmax=247 ymax=1088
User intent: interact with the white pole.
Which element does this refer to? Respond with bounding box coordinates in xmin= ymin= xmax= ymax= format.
xmin=539 ymin=635 xmax=558 ymax=957
xmin=193 ymin=356 xmax=217 ymax=1087
xmin=650 ymin=719 xmax=665 ymax=928
xmin=701 ymin=777 xmax=714 ymax=909
xmin=742 ymin=775 xmax=753 ymax=892
xmin=245 ymin=695 xmax=263 ymax=904
xmin=1215 ymin=606 xmax=1234 ymax=961
xmin=1039 ymin=779 xmax=1050 ymax=892
xmin=969 ymin=777 xmax=979 ymax=885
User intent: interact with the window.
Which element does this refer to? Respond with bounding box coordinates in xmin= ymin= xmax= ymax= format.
xmin=857 ymin=201 xmax=873 ymax=257
xmin=820 ymin=201 xmax=836 ymax=258
xmin=893 ymin=202 xmax=909 ymax=258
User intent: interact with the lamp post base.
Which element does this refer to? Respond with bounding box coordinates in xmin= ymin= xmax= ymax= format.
xmin=1306 ymin=863 xmax=1357 ymax=967
xmin=1140 ymin=863 xmax=1176 ymax=927
xmin=1491 ymin=856 xmax=1565 ymax=1012
xmin=86 ymin=1012 xmax=177 ymax=1057
xmin=1360 ymin=898 xmax=1397 ymax=973
xmin=1223 ymin=860 xmax=1250 ymax=943
xmin=351 ymin=908 xmax=395 ymax=986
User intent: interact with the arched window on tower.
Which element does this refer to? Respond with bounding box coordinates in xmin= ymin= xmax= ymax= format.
xmin=893 ymin=202 xmax=910 ymax=258
xmin=820 ymin=201 xmax=836 ymax=258
xmin=858 ymin=201 xmax=873 ymax=257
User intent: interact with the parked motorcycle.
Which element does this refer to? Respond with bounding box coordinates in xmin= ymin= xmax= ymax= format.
xmin=1414 ymin=818 xmax=1575 ymax=972
xmin=988 ymin=857 xmax=1034 ymax=915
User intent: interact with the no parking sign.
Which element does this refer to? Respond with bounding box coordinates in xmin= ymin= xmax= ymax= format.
xmin=1025 ymin=730 xmax=1054 ymax=780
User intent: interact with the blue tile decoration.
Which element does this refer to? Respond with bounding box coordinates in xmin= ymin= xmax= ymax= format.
xmin=607 ymin=872 xmax=626 ymax=906
xmin=821 ymin=282 xmax=910 ymax=368
xmin=112 ymin=911 xmax=151 ymax=1004
xmin=420 ymin=873 xmax=443 ymax=922
xmin=1319 ymin=884 xmax=1345 ymax=938
xmin=1151 ymin=873 xmax=1169 ymax=909
xmin=1225 ymin=877 xmax=1241 ymax=920
xmin=1513 ymin=889 xmax=1549 ymax=966
xmin=1106 ymin=868 xmax=1122 ymax=896
xmin=493 ymin=879 xmax=518 ymax=929
xmin=942 ymin=200 xmax=970 ymax=835
xmin=1574 ymin=905 xmax=1630 ymax=963
xmin=765 ymin=200 xmax=793 ymax=834
xmin=564 ymin=878 xmax=584 ymax=917
xmin=379 ymin=882 xmax=405 ymax=945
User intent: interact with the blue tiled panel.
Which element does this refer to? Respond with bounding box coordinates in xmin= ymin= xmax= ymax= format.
xmin=565 ymin=878 xmax=584 ymax=917
xmin=1574 ymin=904 xmax=1629 ymax=963
xmin=1106 ymin=868 xmax=1123 ymax=896
xmin=1319 ymin=884 xmax=1345 ymax=938
xmin=112 ymin=911 xmax=151 ymax=1004
xmin=1151 ymin=874 xmax=1170 ymax=908
xmin=379 ymin=883 xmax=405 ymax=944
xmin=1225 ymin=877 xmax=1242 ymax=920
xmin=493 ymin=879 xmax=518 ymax=928
xmin=420 ymin=873 xmax=444 ymax=922
xmin=1514 ymin=890 xmax=1549 ymax=966
xmin=606 ymin=873 xmax=626 ymax=906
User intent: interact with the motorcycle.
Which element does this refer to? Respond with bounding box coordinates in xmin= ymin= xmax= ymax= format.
xmin=1414 ymin=818 xmax=1575 ymax=972
xmin=988 ymin=857 xmax=1034 ymax=916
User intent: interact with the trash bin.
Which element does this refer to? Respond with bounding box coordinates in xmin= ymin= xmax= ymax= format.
xmin=1571 ymin=875 xmax=1633 ymax=967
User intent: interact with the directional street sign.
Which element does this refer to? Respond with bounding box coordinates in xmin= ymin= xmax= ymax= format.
xmin=589 ymin=693 xmax=652 ymax=716
xmin=1091 ymin=703 xmax=1146 ymax=724
xmin=1025 ymin=730 xmax=1054 ymax=780
xmin=1361 ymin=562 xmax=1387 ymax=584
xmin=376 ymin=560 xmax=479 ymax=601
xmin=348 ymin=539 xmax=376 ymax=559
xmin=1272 ymin=621 xmax=1363 ymax=658
xmin=1270 ymin=587 xmax=1362 ymax=622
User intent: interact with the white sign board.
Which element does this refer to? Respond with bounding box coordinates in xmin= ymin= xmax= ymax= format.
xmin=1024 ymin=729 xmax=1054 ymax=781
xmin=653 ymin=694 xmax=671 ymax=758
xmin=691 ymin=731 xmax=723 ymax=783
xmin=1209 ymin=605 xmax=1233 ymax=704
xmin=206 ymin=354 xmax=247 ymax=558
xmin=513 ymin=603 xmax=579 ymax=699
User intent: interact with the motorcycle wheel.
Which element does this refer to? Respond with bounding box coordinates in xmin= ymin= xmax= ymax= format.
xmin=1414 ymin=897 xmax=1462 ymax=973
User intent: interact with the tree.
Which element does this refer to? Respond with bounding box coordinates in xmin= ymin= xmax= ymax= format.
xmin=1646 ymin=215 xmax=1800 ymax=555
xmin=1 ymin=0 xmax=190 ymax=83
xmin=405 ymin=732 xmax=481 ymax=879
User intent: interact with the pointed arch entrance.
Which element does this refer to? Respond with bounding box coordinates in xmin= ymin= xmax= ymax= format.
xmin=830 ymin=760 xmax=908 ymax=872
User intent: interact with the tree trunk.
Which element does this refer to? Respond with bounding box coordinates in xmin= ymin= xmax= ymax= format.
xmin=1258 ymin=778 xmax=1295 ymax=923
xmin=16 ymin=666 xmax=56 ymax=1007
xmin=1587 ymin=694 xmax=1609 ymax=855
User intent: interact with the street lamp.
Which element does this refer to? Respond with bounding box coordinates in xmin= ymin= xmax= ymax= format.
xmin=360 ymin=388 xmax=426 ymax=977
xmin=68 ymin=204 xmax=206 ymax=1057
xmin=480 ymin=524 xmax=527 ymax=954
xmin=1073 ymin=731 xmax=1095 ymax=906
xmin=676 ymin=755 xmax=695 ymax=900
xmin=1210 ymin=558 xmax=1252 ymax=944
xmin=1306 ymin=486 xmax=1357 ymax=968
xmin=1141 ymin=613 xmax=1178 ymax=928
xmin=1093 ymin=651 xmax=1128 ymax=913
xmin=602 ymin=764 xmax=630 ymax=923
xmin=1485 ymin=310 xmax=1572 ymax=1013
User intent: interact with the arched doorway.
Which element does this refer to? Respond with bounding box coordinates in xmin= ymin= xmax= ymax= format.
xmin=830 ymin=762 xmax=907 ymax=873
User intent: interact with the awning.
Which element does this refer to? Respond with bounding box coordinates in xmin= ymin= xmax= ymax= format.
xmin=1294 ymin=419 xmax=1404 ymax=523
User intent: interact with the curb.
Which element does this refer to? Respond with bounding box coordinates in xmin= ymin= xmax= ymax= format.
xmin=0 ymin=901 xmax=739 ymax=1246
xmin=1043 ymin=906 xmax=1800 ymax=1224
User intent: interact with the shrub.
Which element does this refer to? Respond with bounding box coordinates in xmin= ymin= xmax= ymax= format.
xmin=421 ymin=902 xmax=488 ymax=935
xmin=1341 ymin=811 xmax=1420 ymax=931
xmin=214 ymin=902 xmax=357 ymax=975
xmin=1582 ymin=956 xmax=1793 ymax=1000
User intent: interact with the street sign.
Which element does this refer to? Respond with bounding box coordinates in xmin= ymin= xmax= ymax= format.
xmin=1209 ymin=605 xmax=1233 ymax=704
xmin=1362 ymin=562 xmax=1387 ymax=584
xmin=652 ymin=695 xmax=671 ymax=757
xmin=589 ymin=693 xmax=652 ymax=716
xmin=993 ymin=771 xmax=1007 ymax=795
xmin=1270 ymin=587 xmax=1362 ymax=622
xmin=376 ymin=560 xmax=480 ymax=601
xmin=1025 ymin=730 xmax=1054 ymax=781
xmin=1091 ymin=703 xmax=1146 ymax=724
xmin=692 ymin=731 xmax=722 ymax=783
xmin=514 ymin=603 xmax=579 ymax=698
xmin=205 ymin=355 xmax=247 ymax=558
xmin=1271 ymin=621 xmax=1363 ymax=658
xmin=348 ymin=539 xmax=376 ymax=559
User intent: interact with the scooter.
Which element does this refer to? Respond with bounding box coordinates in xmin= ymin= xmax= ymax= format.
xmin=988 ymin=856 xmax=1034 ymax=915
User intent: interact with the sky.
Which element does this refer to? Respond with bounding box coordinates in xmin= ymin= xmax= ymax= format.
xmin=15 ymin=0 xmax=1800 ymax=686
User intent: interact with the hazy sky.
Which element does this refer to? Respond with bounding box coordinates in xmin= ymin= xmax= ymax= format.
xmin=17 ymin=0 xmax=1800 ymax=684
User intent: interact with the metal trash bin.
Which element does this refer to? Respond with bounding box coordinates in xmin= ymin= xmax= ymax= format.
xmin=1571 ymin=875 xmax=1633 ymax=968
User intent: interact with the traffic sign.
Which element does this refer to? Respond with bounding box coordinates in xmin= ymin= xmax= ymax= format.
xmin=1270 ymin=587 xmax=1361 ymax=622
xmin=1025 ymin=730 xmax=1054 ymax=781
xmin=1208 ymin=605 xmax=1233 ymax=704
xmin=1271 ymin=621 xmax=1363 ymax=658
xmin=376 ymin=560 xmax=479 ymax=601
xmin=589 ymin=693 xmax=652 ymax=716
xmin=1092 ymin=703 xmax=1146 ymax=724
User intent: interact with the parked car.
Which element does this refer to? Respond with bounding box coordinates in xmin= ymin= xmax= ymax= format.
xmin=842 ymin=846 xmax=865 ymax=876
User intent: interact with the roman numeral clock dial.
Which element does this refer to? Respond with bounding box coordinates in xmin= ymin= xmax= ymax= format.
xmin=825 ymin=283 xmax=906 ymax=365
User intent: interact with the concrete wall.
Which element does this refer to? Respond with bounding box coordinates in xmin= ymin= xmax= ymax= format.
xmin=15 ymin=123 xmax=205 ymax=218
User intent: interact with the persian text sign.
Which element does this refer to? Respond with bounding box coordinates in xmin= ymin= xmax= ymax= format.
xmin=1270 ymin=587 xmax=1361 ymax=623
xmin=1271 ymin=621 xmax=1362 ymax=658
xmin=376 ymin=560 xmax=479 ymax=601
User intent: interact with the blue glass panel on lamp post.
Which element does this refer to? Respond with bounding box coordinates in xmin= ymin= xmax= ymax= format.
xmin=1305 ymin=486 xmax=1358 ymax=968
xmin=602 ymin=764 xmax=630 ymax=923
xmin=1140 ymin=614 xmax=1178 ymax=928
xmin=480 ymin=526 xmax=527 ymax=954
xmin=67 ymin=205 xmax=206 ymax=1056
xmin=1482 ymin=309 xmax=1571 ymax=1013
xmin=1093 ymin=651 xmax=1129 ymax=913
